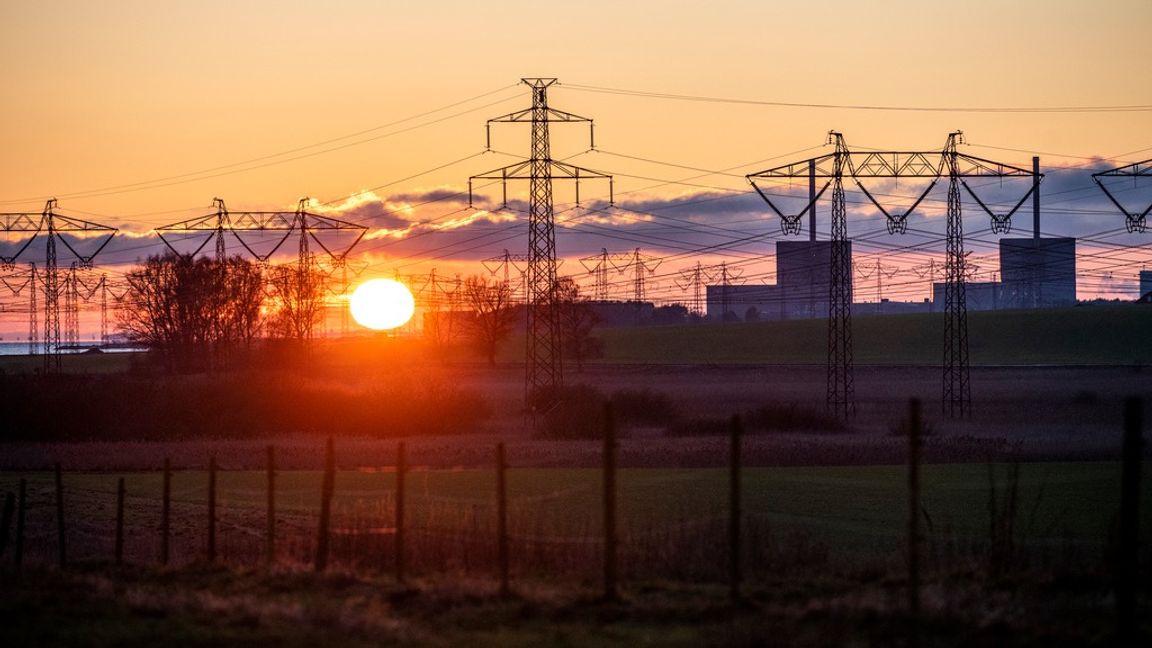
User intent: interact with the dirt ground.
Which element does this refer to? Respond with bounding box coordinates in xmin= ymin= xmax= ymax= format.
xmin=2 ymin=363 xmax=1146 ymax=471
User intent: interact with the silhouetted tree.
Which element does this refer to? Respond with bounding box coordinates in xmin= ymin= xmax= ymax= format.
xmin=267 ymin=261 xmax=327 ymax=343
xmin=555 ymin=277 xmax=602 ymax=372
xmin=119 ymin=253 xmax=265 ymax=371
xmin=461 ymin=275 xmax=519 ymax=366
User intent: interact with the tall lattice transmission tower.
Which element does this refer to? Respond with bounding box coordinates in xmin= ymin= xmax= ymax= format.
xmin=468 ymin=78 xmax=613 ymax=414
xmin=0 ymin=199 xmax=117 ymax=371
xmin=749 ymin=132 xmax=1037 ymax=418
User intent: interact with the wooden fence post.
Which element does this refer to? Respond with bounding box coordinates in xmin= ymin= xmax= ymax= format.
xmin=496 ymin=442 xmax=510 ymax=597
xmin=15 ymin=478 xmax=26 ymax=570
xmin=315 ymin=436 xmax=334 ymax=572
xmin=907 ymin=398 xmax=923 ymax=647
xmin=54 ymin=463 xmax=66 ymax=568
xmin=1117 ymin=397 xmax=1143 ymax=644
xmin=0 ymin=491 xmax=13 ymax=557
xmin=729 ymin=414 xmax=743 ymax=602
xmin=266 ymin=444 xmax=276 ymax=567
xmin=603 ymin=403 xmax=618 ymax=601
xmin=115 ymin=477 xmax=125 ymax=566
xmin=395 ymin=441 xmax=407 ymax=583
xmin=161 ymin=457 xmax=171 ymax=566
xmin=207 ymin=454 xmax=217 ymax=562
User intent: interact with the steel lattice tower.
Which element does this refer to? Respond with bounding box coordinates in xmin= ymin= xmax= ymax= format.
xmin=942 ymin=133 xmax=971 ymax=418
xmin=826 ymin=133 xmax=855 ymax=418
xmin=469 ymin=78 xmax=613 ymax=412
xmin=749 ymin=131 xmax=1035 ymax=418
xmin=525 ymin=80 xmax=562 ymax=404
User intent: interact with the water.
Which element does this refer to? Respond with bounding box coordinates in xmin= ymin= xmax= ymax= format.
xmin=0 ymin=342 xmax=143 ymax=356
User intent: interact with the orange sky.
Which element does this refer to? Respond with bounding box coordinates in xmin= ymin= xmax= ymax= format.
xmin=1 ymin=0 xmax=1150 ymax=335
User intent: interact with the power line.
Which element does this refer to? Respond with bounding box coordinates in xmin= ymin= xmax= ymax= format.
xmin=561 ymin=83 xmax=1152 ymax=113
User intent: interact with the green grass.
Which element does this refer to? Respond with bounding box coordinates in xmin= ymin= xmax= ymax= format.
xmin=591 ymin=305 xmax=1152 ymax=365
xmin=5 ymin=462 xmax=1148 ymax=558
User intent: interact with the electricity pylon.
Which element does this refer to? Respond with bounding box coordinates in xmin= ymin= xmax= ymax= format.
xmin=1092 ymin=159 xmax=1151 ymax=233
xmin=748 ymin=132 xmax=1039 ymax=419
xmin=157 ymin=197 xmax=367 ymax=266
xmin=712 ymin=262 xmax=744 ymax=321
xmin=675 ymin=261 xmax=717 ymax=316
xmin=158 ymin=197 xmax=367 ymax=341
xmin=0 ymin=199 xmax=117 ymax=371
xmin=468 ymin=78 xmax=614 ymax=413
xmin=578 ymin=248 xmax=631 ymax=301
xmin=857 ymin=258 xmax=900 ymax=306
xmin=483 ymin=249 xmax=531 ymax=301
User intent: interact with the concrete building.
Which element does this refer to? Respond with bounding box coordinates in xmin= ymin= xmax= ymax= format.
xmin=700 ymin=238 xmax=857 ymax=318
xmin=998 ymin=238 xmax=1076 ymax=309
xmin=932 ymin=281 xmax=1004 ymax=312
xmin=706 ymin=240 xmax=850 ymax=320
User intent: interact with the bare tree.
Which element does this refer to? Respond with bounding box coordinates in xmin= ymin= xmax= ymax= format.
xmin=554 ymin=277 xmax=602 ymax=373
xmin=118 ymin=253 xmax=265 ymax=371
xmin=267 ymin=261 xmax=327 ymax=343
xmin=461 ymin=274 xmax=519 ymax=366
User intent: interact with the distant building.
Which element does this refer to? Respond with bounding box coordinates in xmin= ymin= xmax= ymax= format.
xmin=998 ymin=238 xmax=1076 ymax=309
xmin=932 ymin=281 xmax=1004 ymax=312
xmin=1140 ymin=270 xmax=1152 ymax=300
xmin=706 ymin=240 xmax=850 ymax=320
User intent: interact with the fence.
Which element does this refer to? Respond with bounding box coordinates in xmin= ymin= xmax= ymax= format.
xmin=0 ymin=399 xmax=1145 ymax=640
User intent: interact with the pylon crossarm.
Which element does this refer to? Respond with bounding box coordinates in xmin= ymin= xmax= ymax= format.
xmin=469 ymin=161 xmax=532 ymax=181
xmin=748 ymin=177 xmax=830 ymax=235
xmin=851 ymin=177 xmax=940 ymax=235
xmin=0 ymin=212 xmax=45 ymax=231
xmin=155 ymin=230 xmax=215 ymax=257
xmin=1093 ymin=177 xmax=1152 ymax=231
xmin=1092 ymin=159 xmax=1152 ymax=178
xmin=951 ymin=153 xmax=1034 ymax=177
xmin=0 ymin=214 xmax=42 ymax=264
xmin=231 ymin=228 xmax=293 ymax=263
xmin=56 ymin=230 xmax=116 ymax=267
xmin=846 ymin=151 xmax=945 ymax=178
xmin=959 ymin=178 xmax=1037 ymax=234
xmin=747 ymin=153 xmax=838 ymax=179
xmin=155 ymin=212 xmax=224 ymax=231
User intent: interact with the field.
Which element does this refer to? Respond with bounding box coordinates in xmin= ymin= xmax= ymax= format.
xmin=3 ymin=462 xmax=1149 ymax=645
xmin=1 ymin=308 xmax=1150 ymax=645
xmin=590 ymin=304 xmax=1152 ymax=366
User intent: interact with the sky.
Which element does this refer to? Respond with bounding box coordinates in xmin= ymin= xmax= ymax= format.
xmin=1 ymin=0 xmax=1150 ymax=335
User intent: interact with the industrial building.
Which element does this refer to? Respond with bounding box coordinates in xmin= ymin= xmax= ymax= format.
xmin=704 ymin=237 xmax=1081 ymax=322
xmin=998 ymin=237 xmax=1077 ymax=309
xmin=706 ymin=241 xmax=850 ymax=320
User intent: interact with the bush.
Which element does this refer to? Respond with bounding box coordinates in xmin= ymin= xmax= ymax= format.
xmin=664 ymin=417 xmax=731 ymax=437
xmin=532 ymin=384 xmax=609 ymax=440
xmin=743 ymin=402 xmax=846 ymax=434
xmin=0 ymin=370 xmax=490 ymax=442
xmin=608 ymin=388 xmax=679 ymax=426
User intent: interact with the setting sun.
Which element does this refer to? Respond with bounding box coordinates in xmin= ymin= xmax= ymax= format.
xmin=349 ymin=278 xmax=416 ymax=330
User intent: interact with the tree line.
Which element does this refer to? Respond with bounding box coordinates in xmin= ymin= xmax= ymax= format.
xmin=117 ymin=252 xmax=601 ymax=371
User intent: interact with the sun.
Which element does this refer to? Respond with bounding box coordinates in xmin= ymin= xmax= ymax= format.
xmin=349 ymin=278 xmax=416 ymax=331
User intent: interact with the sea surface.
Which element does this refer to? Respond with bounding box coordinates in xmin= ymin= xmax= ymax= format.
xmin=0 ymin=341 xmax=142 ymax=356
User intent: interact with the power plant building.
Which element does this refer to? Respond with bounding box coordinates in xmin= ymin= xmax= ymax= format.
xmin=998 ymin=238 xmax=1076 ymax=309
xmin=706 ymin=241 xmax=849 ymax=320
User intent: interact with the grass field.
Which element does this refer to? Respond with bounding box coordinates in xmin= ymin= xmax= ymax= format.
xmin=592 ymin=304 xmax=1152 ymax=366
xmin=4 ymin=462 xmax=1148 ymax=572
xmin=3 ymin=462 xmax=1149 ymax=646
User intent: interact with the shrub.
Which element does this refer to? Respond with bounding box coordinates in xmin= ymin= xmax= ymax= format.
xmin=743 ymin=402 xmax=846 ymax=434
xmin=664 ymin=417 xmax=731 ymax=437
xmin=531 ymin=384 xmax=613 ymax=440
xmin=608 ymin=388 xmax=679 ymax=426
